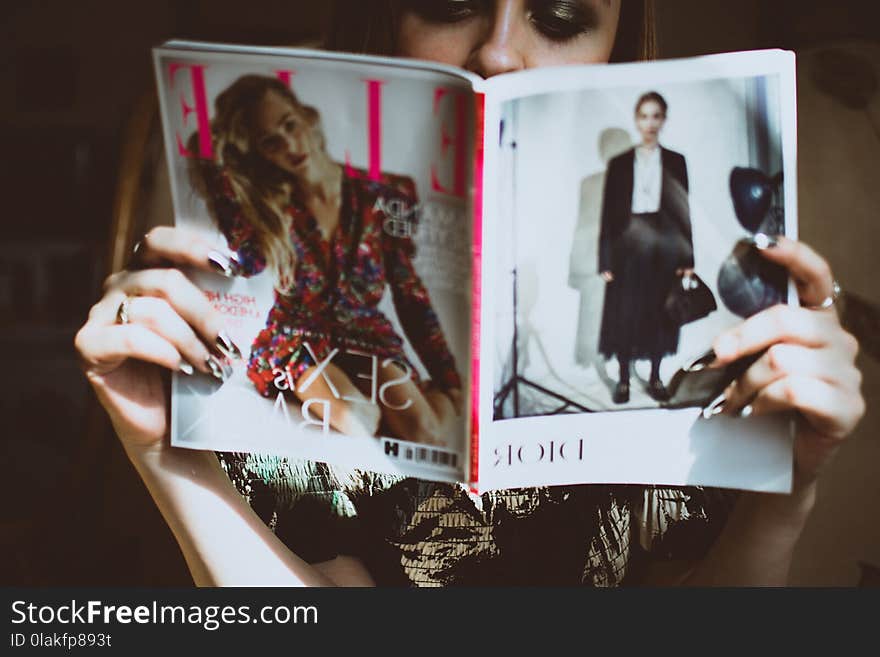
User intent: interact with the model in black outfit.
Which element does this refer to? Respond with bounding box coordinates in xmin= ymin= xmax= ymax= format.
xmin=598 ymin=92 xmax=694 ymax=404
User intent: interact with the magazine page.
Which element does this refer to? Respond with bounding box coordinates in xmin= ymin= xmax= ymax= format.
xmin=153 ymin=43 xmax=479 ymax=483
xmin=476 ymin=50 xmax=797 ymax=493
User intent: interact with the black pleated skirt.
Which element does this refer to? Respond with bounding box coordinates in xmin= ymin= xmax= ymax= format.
xmin=598 ymin=212 xmax=690 ymax=360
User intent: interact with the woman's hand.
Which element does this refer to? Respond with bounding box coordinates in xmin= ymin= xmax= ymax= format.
xmin=600 ymin=271 xmax=614 ymax=283
xmin=711 ymin=236 xmax=865 ymax=485
xmin=676 ymin=267 xmax=695 ymax=277
xmin=74 ymin=226 xmax=241 ymax=453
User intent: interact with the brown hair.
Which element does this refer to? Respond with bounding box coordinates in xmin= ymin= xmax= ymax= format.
xmin=634 ymin=90 xmax=668 ymax=116
xmin=325 ymin=0 xmax=657 ymax=62
xmin=188 ymin=75 xmax=323 ymax=289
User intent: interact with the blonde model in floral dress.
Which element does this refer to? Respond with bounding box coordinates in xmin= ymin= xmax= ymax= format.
xmin=193 ymin=75 xmax=462 ymax=445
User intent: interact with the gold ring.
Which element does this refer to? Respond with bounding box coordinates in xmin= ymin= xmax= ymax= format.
xmin=116 ymin=295 xmax=134 ymax=325
xmin=804 ymin=279 xmax=841 ymax=311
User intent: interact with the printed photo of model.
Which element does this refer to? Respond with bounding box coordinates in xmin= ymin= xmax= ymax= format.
xmin=493 ymin=73 xmax=788 ymax=420
xmin=188 ymin=74 xmax=463 ymax=445
xmin=597 ymin=91 xmax=694 ymax=405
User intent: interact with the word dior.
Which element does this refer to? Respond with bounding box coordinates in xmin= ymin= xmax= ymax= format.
xmin=493 ymin=439 xmax=585 ymax=468
xmin=271 ymin=342 xmax=413 ymax=434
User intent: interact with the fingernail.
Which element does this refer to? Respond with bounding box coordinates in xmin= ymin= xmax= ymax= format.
xmin=750 ymin=233 xmax=779 ymax=250
xmin=684 ymin=349 xmax=716 ymax=373
xmin=701 ymin=393 xmax=727 ymax=420
xmin=737 ymin=404 xmax=754 ymax=419
xmin=207 ymin=250 xmax=242 ymax=277
xmin=205 ymin=355 xmax=232 ymax=382
xmin=178 ymin=361 xmax=194 ymax=376
xmin=215 ymin=331 xmax=242 ymax=360
xmin=714 ymin=334 xmax=738 ymax=361
xmin=129 ymin=236 xmax=147 ymax=269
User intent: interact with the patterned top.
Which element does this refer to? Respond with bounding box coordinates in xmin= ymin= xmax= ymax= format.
xmin=204 ymin=165 xmax=462 ymax=396
xmin=217 ymin=452 xmax=738 ymax=586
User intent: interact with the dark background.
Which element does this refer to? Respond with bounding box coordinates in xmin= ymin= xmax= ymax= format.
xmin=1 ymin=0 xmax=878 ymax=586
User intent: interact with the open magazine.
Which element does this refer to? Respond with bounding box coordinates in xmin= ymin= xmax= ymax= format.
xmin=154 ymin=40 xmax=798 ymax=493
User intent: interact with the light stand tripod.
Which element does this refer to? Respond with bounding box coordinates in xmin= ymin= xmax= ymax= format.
xmin=492 ymin=106 xmax=592 ymax=419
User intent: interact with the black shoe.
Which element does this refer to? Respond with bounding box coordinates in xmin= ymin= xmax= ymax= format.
xmin=612 ymin=381 xmax=630 ymax=404
xmin=647 ymin=378 xmax=670 ymax=402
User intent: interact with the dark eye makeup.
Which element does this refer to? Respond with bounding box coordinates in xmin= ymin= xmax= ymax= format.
xmin=401 ymin=0 xmax=480 ymax=22
xmin=401 ymin=0 xmax=599 ymax=42
xmin=530 ymin=1 xmax=598 ymax=41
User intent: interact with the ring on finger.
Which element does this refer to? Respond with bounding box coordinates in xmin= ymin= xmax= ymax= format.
xmin=116 ymin=295 xmax=135 ymax=325
xmin=803 ymin=279 xmax=841 ymax=311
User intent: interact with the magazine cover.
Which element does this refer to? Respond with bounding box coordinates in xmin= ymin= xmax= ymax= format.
xmin=478 ymin=50 xmax=798 ymax=492
xmin=154 ymin=43 xmax=477 ymax=483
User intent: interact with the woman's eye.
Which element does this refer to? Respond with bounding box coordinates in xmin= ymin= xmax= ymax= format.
xmin=529 ymin=1 xmax=596 ymax=42
xmin=402 ymin=0 xmax=482 ymax=23
xmin=260 ymin=135 xmax=284 ymax=154
xmin=283 ymin=119 xmax=297 ymax=133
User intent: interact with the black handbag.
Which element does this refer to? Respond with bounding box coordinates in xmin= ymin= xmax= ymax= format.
xmin=664 ymin=273 xmax=717 ymax=325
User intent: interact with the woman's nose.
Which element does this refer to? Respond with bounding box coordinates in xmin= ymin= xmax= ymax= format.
xmin=465 ymin=2 xmax=527 ymax=78
xmin=282 ymin=131 xmax=299 ymax=153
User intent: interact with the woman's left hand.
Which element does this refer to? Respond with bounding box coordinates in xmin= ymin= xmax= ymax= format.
xmin=711 ymin=236 xmax=865 ymax=486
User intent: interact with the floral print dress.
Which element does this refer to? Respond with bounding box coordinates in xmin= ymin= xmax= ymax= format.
xmin=204 ymin=165 xmax=462 ymax=398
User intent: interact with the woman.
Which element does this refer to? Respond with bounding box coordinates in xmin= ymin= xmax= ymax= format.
xmin=598 ymin=91 xmax=693 ymax=405
xmin=189 ymin=74 xmax=462 ymax=445
xmin=75 ymin=0 xmax=864 ymax=586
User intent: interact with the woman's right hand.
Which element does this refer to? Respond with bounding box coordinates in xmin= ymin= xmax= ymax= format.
xmin=74 ymin=226 xmax=241 ymax=453
xmin=601 ymin=271 xmax=614 ymax=283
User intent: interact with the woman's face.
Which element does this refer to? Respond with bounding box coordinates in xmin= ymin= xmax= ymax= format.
xmin=396 ymin=0 xmax=622 ymax=76
xmin=252 ymin=90 xmax=318 ymax=176
xmin=635 ymin=99 xmax=665 ymax=144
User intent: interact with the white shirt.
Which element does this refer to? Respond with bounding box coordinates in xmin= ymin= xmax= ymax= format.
xmin=631 ymin=145 xmax=662 ymax=213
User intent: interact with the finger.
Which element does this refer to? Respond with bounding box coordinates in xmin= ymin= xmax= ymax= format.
xmin=754 ymin=236 xmax=835 ymax=308
xmin=133 ymin=226 xmax=240 ymax=277
xmin=747 ymin=375 xmax=865 ymax=439
xmin=100 ymin=269 xmax=242 ymax=359
xmin=723 ymin=342 xmax=860 ymax=414
xmin=712 ymin=304 xmax=838 ymax=365
xmin=76 ymin=322 xmax=186 ymax=377
xmin=125 ymin=296 xmax=214 ymax=374
xmin=86 ymin=288 xmax=129 ymax=325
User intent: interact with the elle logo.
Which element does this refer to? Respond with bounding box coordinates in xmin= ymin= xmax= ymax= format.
xmin=167 ymin=63 xmax=469 ymax=198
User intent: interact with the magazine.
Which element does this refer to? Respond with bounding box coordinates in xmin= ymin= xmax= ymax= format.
xmin=154 ymin=40 xmax=798 ymax=493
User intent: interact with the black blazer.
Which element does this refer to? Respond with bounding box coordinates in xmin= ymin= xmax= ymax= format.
xmin=598 ymin=146 xmax=694 ymax=274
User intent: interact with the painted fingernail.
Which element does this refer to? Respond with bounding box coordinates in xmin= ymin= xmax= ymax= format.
xmin=701 ymin=393 xmax=727 ymax=420
xmin=207 ymin=250 xmax=233 ymax=277
xmin=750 ymin=233 xmax=779 ymax=250
xmin=737 ymin=404 xmax=754 ymax=419
xmin=684 ymin=349 xmax=716 ymax=373
xmin=178 ymin=361 xmax=195 ymax=376
xmin=215 ymin=331 xmax=242 ymax=360
xmin=205 ymin=355 xmax=232 ymax=382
